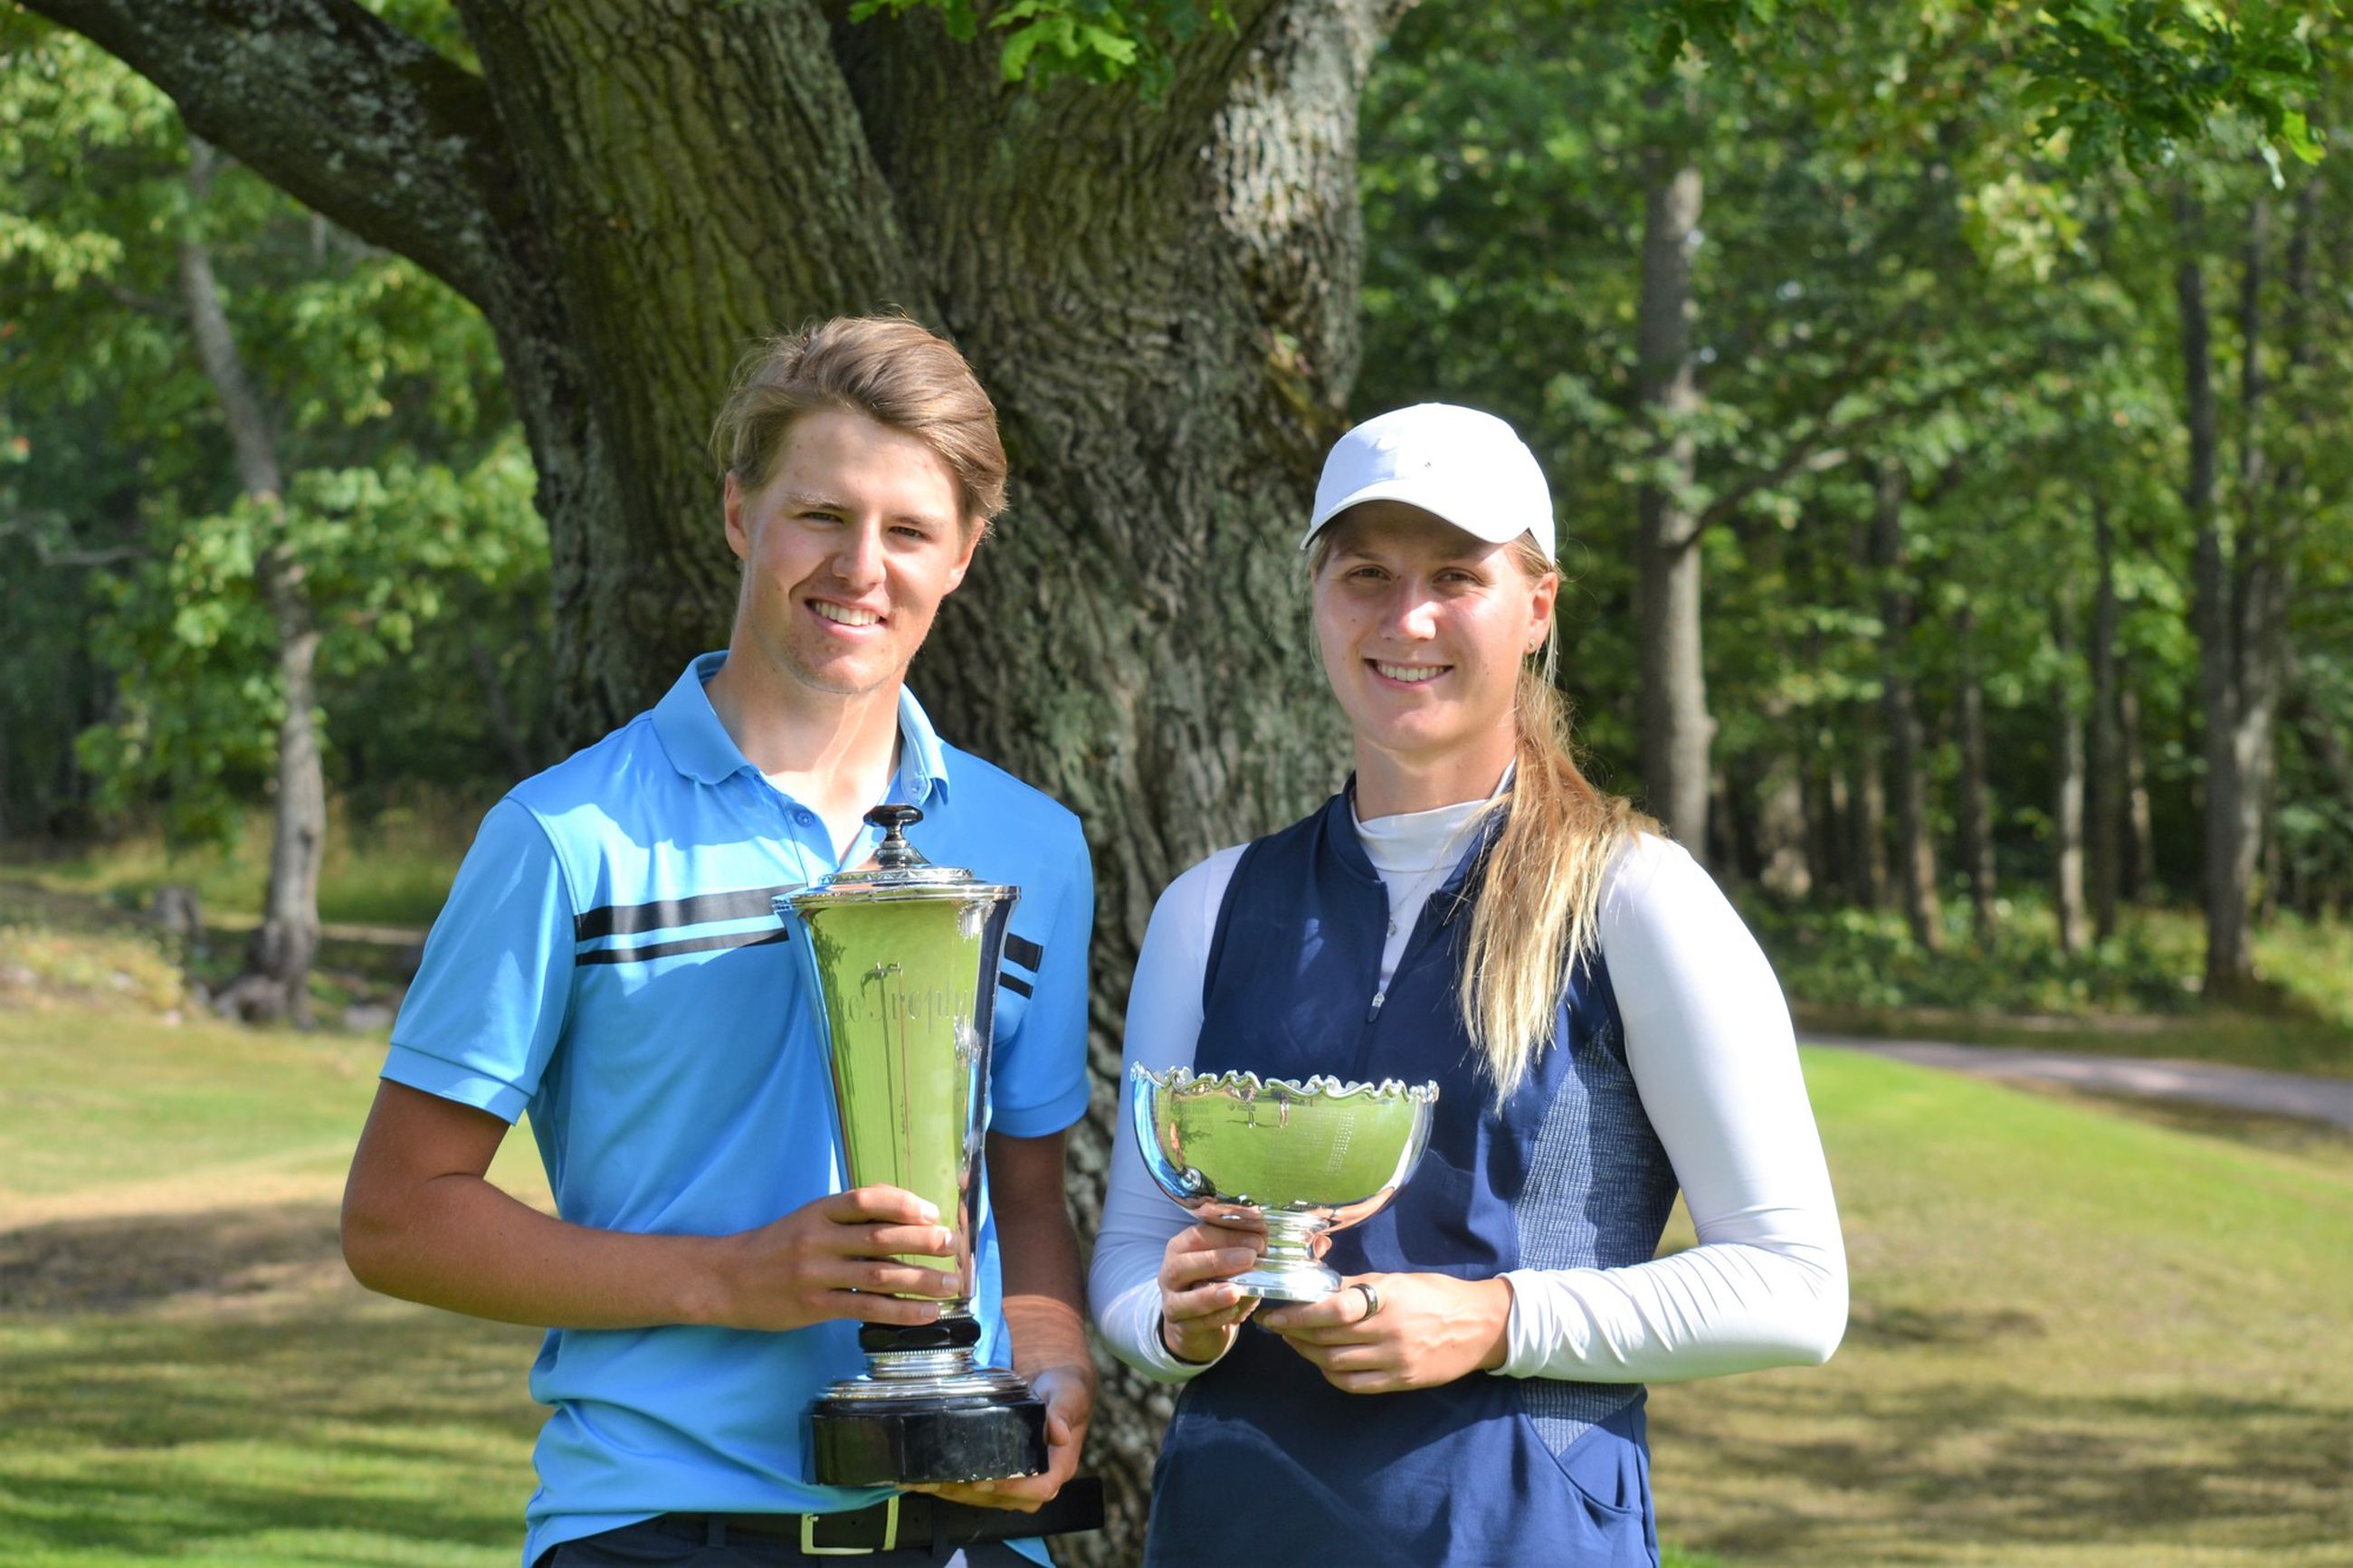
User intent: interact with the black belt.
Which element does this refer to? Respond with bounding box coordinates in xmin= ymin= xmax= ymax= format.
xmin=653 ymin=1478 xmax=1104 ymax=1556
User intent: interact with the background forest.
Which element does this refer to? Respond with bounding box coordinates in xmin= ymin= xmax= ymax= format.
xmin=3 ymin=2 xmax=2349 ymax=1565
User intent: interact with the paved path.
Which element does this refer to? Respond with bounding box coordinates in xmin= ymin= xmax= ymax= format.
xmin=1805 ymin=1033 xmax=2353 ymax=1132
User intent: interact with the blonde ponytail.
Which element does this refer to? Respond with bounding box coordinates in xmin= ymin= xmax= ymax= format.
xmin=1456 ymin=543 xmax=1654 ymax=1102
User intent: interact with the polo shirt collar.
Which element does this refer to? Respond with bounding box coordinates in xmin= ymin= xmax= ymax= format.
xmin=653 ymin=652 xmax=950 ymax=803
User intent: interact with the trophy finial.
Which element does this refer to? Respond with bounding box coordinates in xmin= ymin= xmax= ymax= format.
xmin=865 ymin=803 xmax=926 ymax=868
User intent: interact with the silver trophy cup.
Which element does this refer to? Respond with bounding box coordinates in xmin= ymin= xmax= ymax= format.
xmin=776 ymin=804 xmax=1047 ymax=1487
xmin=1130 ymin=1066 xmax=1440 ymax=1302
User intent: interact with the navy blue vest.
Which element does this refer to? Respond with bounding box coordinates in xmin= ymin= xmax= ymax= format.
xmin=1144 ymin=791 xmax=1681 ymax=1568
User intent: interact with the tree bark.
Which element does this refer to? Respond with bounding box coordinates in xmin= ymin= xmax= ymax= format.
xmin=2088 ymin=489 xmax=2123 ymax=940
xmin=1634 ymin=112 xmax=1713 ymax=859
xmin=1872 ymin=463 xmax=1942 ymax=951
xmin=177 ymin=136 xmax=325 ymax=1027
xmin=1952 ymin=604 xmax=1996 ymax=943
xmin=2050 ymin=592 xmax=2089 ymax=956
xmin=2177 ymin=185 xmax=2249 ymax=993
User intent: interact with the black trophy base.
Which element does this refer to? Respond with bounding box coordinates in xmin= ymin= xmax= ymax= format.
xmin=810 ymin=1392 xmax=1048 ymax=1487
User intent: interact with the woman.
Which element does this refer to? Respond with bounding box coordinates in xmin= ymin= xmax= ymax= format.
xmin=1089 ymin=404 xmax=1848 ymax=1568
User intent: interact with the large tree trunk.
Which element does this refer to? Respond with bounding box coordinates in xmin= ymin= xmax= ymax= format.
xmin=1872 ymin=463 xmax=1943 ymax=951
xmin=2088 ymin=489 xmax=2123 ymax=940
xmin=176 ymin=137 xmax=325 ymax=1026
xmin=1634 ymin=117 xmax=1713 ymax=858
xmin=1952 ymin=604 xmax=1997 ymax=943
xmin=2182 ymin=184 xmax=2301 ymax=997
xmin=2050 ymin=592 xmax=2089 ymax=956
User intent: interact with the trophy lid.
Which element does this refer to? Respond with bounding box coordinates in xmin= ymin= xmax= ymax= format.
xmin=782 ymin=805 xmax=1014 ymax=906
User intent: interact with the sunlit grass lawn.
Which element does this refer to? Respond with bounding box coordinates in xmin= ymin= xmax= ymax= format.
xmin=0 ymin=1003 xmax=551 ymax=1568
xmin=1647 ymin=1050 xmax=2353 ymax=1566
xmin=3 ymin=989 xmax=2348 ymax=1566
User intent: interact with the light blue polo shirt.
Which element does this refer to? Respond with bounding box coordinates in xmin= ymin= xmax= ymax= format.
xmin=382 ymin=652 xmax=1092 ymax=1567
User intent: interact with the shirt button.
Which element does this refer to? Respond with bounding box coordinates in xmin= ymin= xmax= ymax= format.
xmin=795 ymin=808 xmax=814 ymax=826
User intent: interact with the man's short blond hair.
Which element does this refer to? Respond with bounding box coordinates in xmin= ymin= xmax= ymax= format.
xmin=710 ymin=316 xmax=1008 ymax=528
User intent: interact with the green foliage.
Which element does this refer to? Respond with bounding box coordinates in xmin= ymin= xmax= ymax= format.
xmin=1 ymin=12 xmax=548 ymax=850
xmin=2250 ymin=912 xmax=2353 ymax=1031
xmin=76 ymin=443 xmax=541 ymax=846
xmin=1744 ymin=896 xmax=2205 ymax=1014
xmin=2024 ymin=0 xmax=2330 ymax=170
xmin=849 ymin=0 xmax=1233 ymax=91
xmin=1364 ymin=0 xmax=2353 ymax=934
xmin=845 ymin=0 xmax=2335 ymax=166
xmin=1640 ymin=0 xmax=2338 ymax=167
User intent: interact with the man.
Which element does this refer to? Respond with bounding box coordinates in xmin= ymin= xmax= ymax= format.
xmin=342 ymin=317 xmax=1096 ymax=1567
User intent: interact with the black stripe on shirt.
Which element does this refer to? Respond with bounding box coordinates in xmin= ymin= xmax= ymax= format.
xmin=1005 ymin=935 xmax=1044 ymax=974
xmin=577 ymin=927 xmax=792 ymax=966
xmin=575 ymin=884 xmax=800 ymax=943
xmin=998 ymin=972 xmax=1034 ymax=999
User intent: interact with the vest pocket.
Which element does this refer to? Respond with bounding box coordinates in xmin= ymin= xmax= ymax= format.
xmin=1519 ymin=1402 xmax=1654 ymax=1536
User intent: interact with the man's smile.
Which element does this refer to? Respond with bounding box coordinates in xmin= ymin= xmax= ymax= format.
xmin=809 ymin=598 xmax=886 ymax=630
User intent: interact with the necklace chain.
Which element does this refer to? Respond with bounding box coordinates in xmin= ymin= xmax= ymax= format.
xmin=1381 ymin=815 xmax=1482 ymax=936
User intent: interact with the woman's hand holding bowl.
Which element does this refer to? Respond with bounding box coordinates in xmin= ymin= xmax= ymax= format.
xmin=1156 ymin=1221 xmax=1265 ymax=1364
xmin=1259 ymin=1272 xmax=1513 ymax=1393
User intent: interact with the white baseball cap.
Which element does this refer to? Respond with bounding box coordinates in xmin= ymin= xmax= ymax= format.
xmin=1301 ymin=403 xmax=1555 ymax=561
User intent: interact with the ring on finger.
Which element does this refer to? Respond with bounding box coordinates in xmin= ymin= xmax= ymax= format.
xmin=1353 ymin=1280 xmax=1383 ymax=1320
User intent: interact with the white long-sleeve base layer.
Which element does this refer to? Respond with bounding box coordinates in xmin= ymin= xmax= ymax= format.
xmin=1090 ymin=807 xmax=1849 ymax=1386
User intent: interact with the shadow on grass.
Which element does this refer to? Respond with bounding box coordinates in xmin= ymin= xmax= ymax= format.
xmin=1655 ymin=1377 xmax=2353 ymax=1561
xmin=1841 ymin=1301 xmax=2046 ymax=1347
xmin=0 ymin=1202 xmax=345 ymax=1313
xmin=1 ymin=1200 xmax=543 ymax=1561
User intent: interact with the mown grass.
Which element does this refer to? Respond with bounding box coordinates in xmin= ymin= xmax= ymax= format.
xmin=0 ymin=999 xmax=551 ymax=1568
xmin=1646 ymin=1049 xmax=2353 ymax=1566
xmin=3 ymin=979 xmax=2347 ymax=1565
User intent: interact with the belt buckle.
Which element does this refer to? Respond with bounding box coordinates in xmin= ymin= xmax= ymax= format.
xmin=800 ymin=1495 xmax=899 ymax=1556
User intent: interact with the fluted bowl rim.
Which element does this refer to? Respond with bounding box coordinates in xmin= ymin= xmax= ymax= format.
xmin=1130 ymin=1064 xmax=1441 ymax=1105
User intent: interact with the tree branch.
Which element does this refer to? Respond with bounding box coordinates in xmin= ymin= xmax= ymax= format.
xmin=22 ymin=0 xmax=511 ymax=310
xmin=0 ymin=515 xmax=138 ymax=567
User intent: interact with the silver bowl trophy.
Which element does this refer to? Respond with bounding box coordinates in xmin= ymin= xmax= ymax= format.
xmin=1131 ymin=1065 xmax=1440 ymax=1302
xmin=775 ymin=805 xmax=1047 ymax=1487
